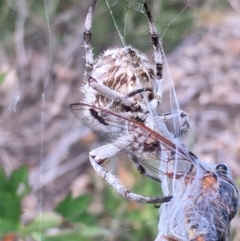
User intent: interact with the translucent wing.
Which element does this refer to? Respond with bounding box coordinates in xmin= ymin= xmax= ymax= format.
xmin=70 ymin=102 xmax=198 ymax=181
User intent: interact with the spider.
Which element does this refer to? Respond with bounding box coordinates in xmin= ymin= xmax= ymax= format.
xmin=70 ymin=0 xmax=189 ymax=203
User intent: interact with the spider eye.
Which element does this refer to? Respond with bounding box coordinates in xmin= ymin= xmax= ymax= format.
xmin=216 ymin=163 xmax=228 ymax=174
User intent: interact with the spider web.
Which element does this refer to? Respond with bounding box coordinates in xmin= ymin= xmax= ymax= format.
xmin=3 ymin=0 xmax=238 ymax=241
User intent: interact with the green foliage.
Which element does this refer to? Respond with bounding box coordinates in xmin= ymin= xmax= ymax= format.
xmin=236 ymin=178 xmax=240 ymax=189
xmin=0 ymin=0 xmax=231 ymax=56
xmin=20 ymin=212 xmax=63 ymax=240
xmin=0 ymin=165 xmax=162 ymax=241
xmin=55 ymin=193 xmax=94 ymax=224
xmin=90 ymin=0 xmax=195 ymax=55
xmin=0 ymin=166 xmax=30 ymax=236
xmin=44 ymin=172 xmax=163 ymax=241
xmin=159 ymin=1 xmax=193 ymax=52
xmin=39 ymin=226 xmax=111 ymax=241
xmin=1 ymin=161 xmax=238 ymax=240
xmin=0 ymin=72 xmax=7 ymax=85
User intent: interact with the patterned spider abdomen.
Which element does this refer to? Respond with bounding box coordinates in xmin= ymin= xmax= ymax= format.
xmin=83 ymin=46 xmax=159 ymax=114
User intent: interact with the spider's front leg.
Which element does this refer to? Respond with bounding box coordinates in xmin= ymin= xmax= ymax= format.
xmin=83 ymin=0 xmax=97 ymax=80
xmin=89 ymin=140 xmax=172 ymax=204
xmin=144 ymin=2 xmax=164 ymax=105
xmin=89 ymin=77 xmax=148 ymax=114
xmin=160 ymin=110 xmax=190 ymax=137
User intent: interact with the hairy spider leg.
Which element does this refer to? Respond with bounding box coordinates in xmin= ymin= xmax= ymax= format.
xmin=89 ymin=77 xmax=189 ymax=131
xmin=90 ymin=135 xmax=134 ymax=165
xmin=144 ymin=2 xmax=163 ymax=103
xmin=89 ymin=152 xmax=173 ymax=204
xmin=84 ymin=0 xmax=97 ymax=80
xmin=88 ymin=83 xmax=156 ymax=117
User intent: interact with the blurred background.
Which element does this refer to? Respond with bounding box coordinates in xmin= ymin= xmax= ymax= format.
xmin=0 ymin=0 xmax=240 ymax=240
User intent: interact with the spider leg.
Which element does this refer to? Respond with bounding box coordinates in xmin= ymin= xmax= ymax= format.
xmin=144 ymin=2 xmax=163 ymax=104
xmin=175 ymin=111 xmax=190 ymax=137
xmin=90 ymin=135 xmax=134 ymax=164
xmin=89 ymin=77 xmax=148 ymax=116
xmin=107 ymin=87 xmax=152 ymax=110
xmin=89 ymin=77 xmax=133 ymax=107
xmin=84 ymin=0 xmax=97 ymax=80
xmin=131 ymin=154 xmax=162 ymax=182
xmin=125 ymin=88 xmax=152 ymax=98
xmin=89 ymin=153 xmax=172 ymax=204
xmin=144 ymin=3 xmax=190 ymax=136
xmin=160 ymin=110 xmax=190 ymax=137
xmin=89 ymin=136 xmax=172 ymax=203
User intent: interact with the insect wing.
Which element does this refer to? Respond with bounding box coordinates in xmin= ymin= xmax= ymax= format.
xmin=70 ymin=102 xmax=132 ymax=141
xmin=70 ymin=102 xmax=195 ymax=180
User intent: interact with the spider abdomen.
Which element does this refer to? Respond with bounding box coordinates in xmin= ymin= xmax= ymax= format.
xmin=83 ymin=46 xmax=156 ymax=109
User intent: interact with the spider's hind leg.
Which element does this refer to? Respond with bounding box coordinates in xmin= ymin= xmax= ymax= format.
xmin=90 ymin=135 xmax=134 ymax=164
xmin=89 ymin=152 xmax=172 ymax=204
xmin=89 ymin=136 xmax=172 ymax=203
